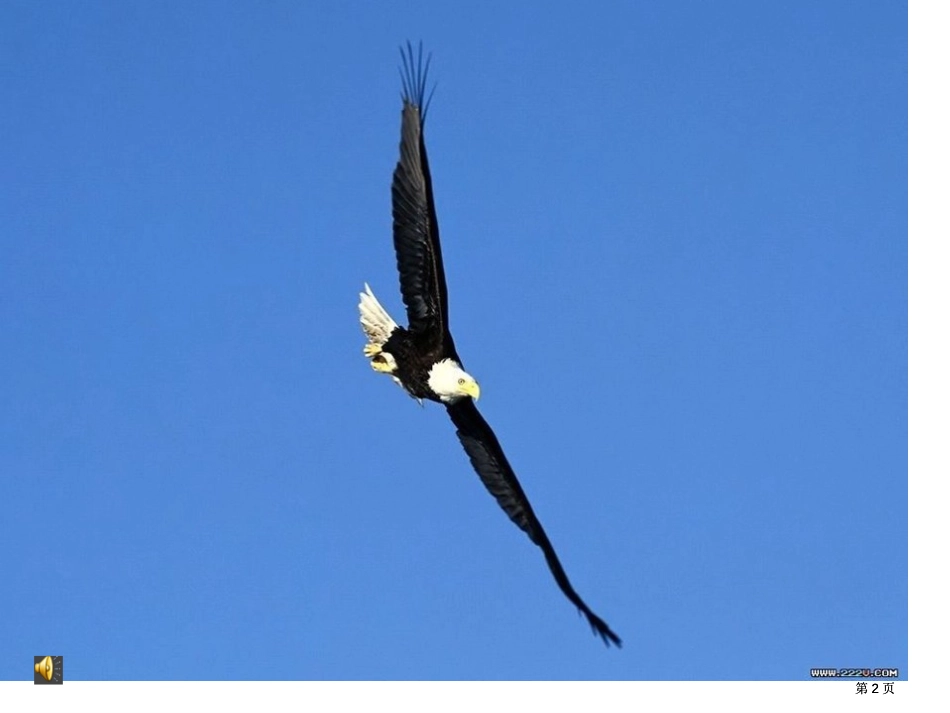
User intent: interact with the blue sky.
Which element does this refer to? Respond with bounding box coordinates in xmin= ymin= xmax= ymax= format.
xmin=1 ymin=1 xmax=906 ymax=681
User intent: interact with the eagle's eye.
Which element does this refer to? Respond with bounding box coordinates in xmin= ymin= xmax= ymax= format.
xmin=457 ymin=378 xmax=465 ymax=385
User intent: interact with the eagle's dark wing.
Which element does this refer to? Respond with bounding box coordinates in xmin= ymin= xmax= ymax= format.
xmin=391 ymin=43 xmax=457 ymax=359
xmin=446 ymin=398 xmax=622 ymax=647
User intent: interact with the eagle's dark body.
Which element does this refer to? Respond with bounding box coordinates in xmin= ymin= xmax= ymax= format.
xmin=376 ymin=326 xmax=447 ymax=402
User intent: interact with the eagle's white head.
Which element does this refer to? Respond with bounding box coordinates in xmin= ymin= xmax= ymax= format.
xmin=428 ymin=359 xmax=481 ymax=404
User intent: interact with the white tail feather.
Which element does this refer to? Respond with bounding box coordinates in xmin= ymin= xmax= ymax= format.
xmin=359 ymin=283 xmax=398 ymax=345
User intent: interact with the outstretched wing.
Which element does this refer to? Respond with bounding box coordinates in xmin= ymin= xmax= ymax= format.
xmin=446 ymin=399 xmax=622 ymax=647
xmin=391 ymin=43 xmax=457 ymax=359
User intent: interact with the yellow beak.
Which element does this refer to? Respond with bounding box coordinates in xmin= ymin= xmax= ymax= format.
xmin=461 ymin=380 xmax=481 ymax=401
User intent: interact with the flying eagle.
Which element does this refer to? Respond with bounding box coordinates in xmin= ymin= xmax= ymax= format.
xmin=359 ymin=44 xmax=621 ymax=647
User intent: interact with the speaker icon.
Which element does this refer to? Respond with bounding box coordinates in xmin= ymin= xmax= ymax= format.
xmin=34 ymin=655 xmax=62 ymax=684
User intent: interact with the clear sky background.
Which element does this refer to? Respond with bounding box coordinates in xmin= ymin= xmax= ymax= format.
xmin=1 ymin=1 xmax=906 ymax=681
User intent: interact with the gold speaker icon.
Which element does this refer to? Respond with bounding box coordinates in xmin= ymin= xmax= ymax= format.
xmin=35 ymin=655 xmax=54 ymax=682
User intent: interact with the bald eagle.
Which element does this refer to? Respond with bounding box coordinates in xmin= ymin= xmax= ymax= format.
xmin=359 ymin=44 xmax=621 ymax=648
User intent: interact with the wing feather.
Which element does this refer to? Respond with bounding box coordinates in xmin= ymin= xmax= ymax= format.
xmin=446 ymin=399 xmax=622 ymax=647
xmin=391 ymin=43 xmax=456 ymax=358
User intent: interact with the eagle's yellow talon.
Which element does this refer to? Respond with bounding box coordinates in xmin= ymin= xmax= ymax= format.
xmin=370 ymin=357 xmax=395 ymax=374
